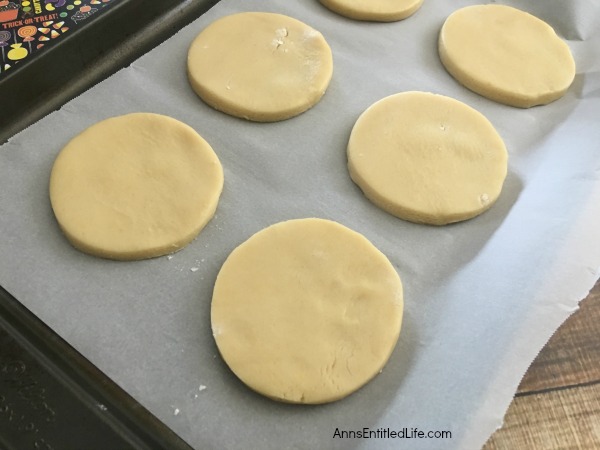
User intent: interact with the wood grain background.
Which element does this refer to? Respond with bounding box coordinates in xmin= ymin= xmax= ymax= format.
xmin=484 ymin=279 xmax=600 ymax=449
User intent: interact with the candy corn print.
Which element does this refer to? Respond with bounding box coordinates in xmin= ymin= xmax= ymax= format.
xmin=0 ymin=0 xmax=116 ymax=75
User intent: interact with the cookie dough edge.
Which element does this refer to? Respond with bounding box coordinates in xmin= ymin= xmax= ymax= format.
xmin=49 ymin=113 xmax=224 ymax=261
xmin=318 ymin=0 xmax=425 ymax=22
xmin=186 ymin=13 xmax=334 ymax=122
xmin=348 ymin=159 xmax=499 ymax=225
xmin=347 ymin=93 xmax=508 ymax=225
xmin=210 ymin=218 xmax=404 ymax=404
xmin=438 ymin=6 xmax=576 ymax=108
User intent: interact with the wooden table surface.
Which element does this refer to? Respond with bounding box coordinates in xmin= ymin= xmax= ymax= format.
xmin=484 ymin=279 xmax=600 ymax=449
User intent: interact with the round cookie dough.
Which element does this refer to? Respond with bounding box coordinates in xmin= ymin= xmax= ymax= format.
xmin=187 ymin=12 xmax=333 ymax=122
xmin=348 ymin=92 xmax=508 ymax=225
xmin=318 ymin=0 xmax=424 ymax=22
xmin=211 ymin=218 xmax=403 ymax=404
xmin=49 ymin=113 xmax=223 ymax=260
xmin=439 ymin=4 xmax=576 ymax=108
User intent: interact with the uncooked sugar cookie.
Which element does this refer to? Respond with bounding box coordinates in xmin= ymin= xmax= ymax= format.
xmin=439 ymin=4 xmax=576 ymax=108
xmin=348 ymin=92 xmax=508 ymax=225
xmin=211 ymin=218 xmax=403 ymax=404
xmin=50 ymin=113 xmax=223 ymax=260
xmin=318 ymin=0 xmax=424 ymax=22
xmin=187 ymin=12 xmax=333 ymax=122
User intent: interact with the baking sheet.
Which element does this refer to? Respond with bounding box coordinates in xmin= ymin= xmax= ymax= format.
xmin=1 ymin=0 xmax=600 ymax=448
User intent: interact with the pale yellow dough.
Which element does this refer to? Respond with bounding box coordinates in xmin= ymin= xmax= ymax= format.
xmin=318 ymin=0 xmax=424 ymax=22
xmin=187 ymin=12 xmax=333 ymax=122
xmin=211 ymin=218 xmax=403 ymax=404
xmin=439 ymin=4 xmax=576 ymax=108
xmin=348 ymin=92 xmax=508 ymax=225
xmin=49 ymin=113 xmax=223 ymax=260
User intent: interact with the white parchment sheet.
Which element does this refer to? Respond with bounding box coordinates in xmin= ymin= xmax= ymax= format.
xmin=1 ymin=0 xmax=600 ymax=448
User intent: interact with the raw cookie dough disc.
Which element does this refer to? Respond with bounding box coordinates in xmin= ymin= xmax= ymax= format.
xmin=49 ymin=113 xmax=223 ymax=260
xmin=348 ymin=92 xmax=508 ymax=225
xmin=187 ymin=12 xmax=333 ymax=122
xmin=439 ymin=4 xmax=576 ymax=108
xmin=318 ymin=0 xmax=424 ymax=22
xmin=211 ymin=218 xmax=403 ymax=404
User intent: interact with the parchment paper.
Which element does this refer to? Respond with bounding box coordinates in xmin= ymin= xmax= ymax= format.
xmin=1 ymin=0 xmax=600 ymax=448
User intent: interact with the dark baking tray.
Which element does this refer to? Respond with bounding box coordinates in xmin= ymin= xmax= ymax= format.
xmin=0 ymin=0 xmax=219 ymax=143
xmin=0 ymin=286 xmax=194 ymax=449
xmin=0 ymin=0 xmax=219 ymax=448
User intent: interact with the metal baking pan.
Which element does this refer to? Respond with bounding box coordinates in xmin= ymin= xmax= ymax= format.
xmin=0 ymin=285 xmax=194 ymax=449
xmin=0 ymin=0 xmax=219 ymax=143
xmin=1 ymin=0 xmax=219 ymax=447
